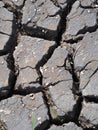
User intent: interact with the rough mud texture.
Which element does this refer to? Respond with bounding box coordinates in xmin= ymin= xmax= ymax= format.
xmin=0 ymin=0 xmax=98 ymax=130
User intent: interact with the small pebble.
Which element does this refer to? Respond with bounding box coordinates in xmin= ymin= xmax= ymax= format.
xmin=95 ymin=4 xmax=98 ymax=7
xmin=27 ymin=18 xmax=31 ymax=22
xmin=15 ymin=46 xmax=18 ymax=50
xmin=42 ymin=30 xmax=45 ymax=32
xmin=87 ymin=10 xmax=90 ymax=13
xmin=44 ymin=68 xmax=47 ymax=72
xmin=22 ymin=104 xmax=25 ymax=107
xmin=30 ymin=93 xmax=35 ymax=100
xmin=37 ymin=117 xmax=41 ymax=121
xmin=81 ymin=71 xmax=84 ymax=75
xmin=51 ymin=67 xmax=54 ymax=72
xmin=40 ymin=67 xmax=43 ymax=74
xmin=50 ymin=85 xmax=52 ymax=88
xmin=1 ymin=61 xmax=4 ymax=65
xmin=20 ymin=44 xmax=23 ymax=47
xmin=45 ymin=82 xmax=49 ymax=86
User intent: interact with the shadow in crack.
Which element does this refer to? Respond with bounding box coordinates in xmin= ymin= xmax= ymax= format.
xmin=63 ymin=35 xmax=84 ymax=44
xmin=14 ymin=84 xmax=42 ymax=96
xmin=35 ymin=43 xmax=58 ymax=70
xmin=77 ymin=25 xmax=98 ymax=36
xmin=35 ymin=120 xmax=50 ymax=130
xmin=84 ymin=95 xmax=98 ymax=103
xmin=22 ymin=24 xmax=57 ymax=41
xmin=70 ymin=96 xmax=83 ymax=122
xmin=0 ymin=70 xmax=17 ymax=101
xmin=35 ymin=43 xmax=58 ymax=85
xmin=0 ymin=86 xmax=10 ymax=101
xmin=56 ymin=0 xmax=78 ymax=44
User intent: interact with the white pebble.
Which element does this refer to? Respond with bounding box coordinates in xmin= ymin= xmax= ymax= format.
xmin=15 ymin=46 xmax=18 ymax=49
xmin=27 ymin=18 xmax=31 ymax=22
xmin=1 ymin=61 xmax=4 ymax=65
xmin=81 ymin=71 xmax=84 ymax=75
xmin=50 ymin=85 xmax=52 ymax=88
xmin=42 ymin=29 xmax=45 ymax=32
xmin=87 ymin=10 xmax=90 ymax=13
xmin=40 ymin=67 xmax=43 ymax=74
xmin=20 ymin=44 xmax=23 ymax=47
xmin=37 ymin=117 xmax=41 ymax=121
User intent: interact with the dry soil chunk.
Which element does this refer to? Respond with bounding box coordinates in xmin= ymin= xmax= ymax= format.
xmin=79 ymin=101 xmax=98 ymax=126
xmin=74 ymin=31 xmax=98 ymax=92
xmin=0 ymin=4 xmax=13 ymax=50
xmin=0 ymin=5 xmax=13 ymax=34
xmin=42 ymin=46 xmax=76 ymax=116
xmin=63 ymin=1 xmax=97 ymax=40
xmin=22 ymin=0 xmax=60 ymax=30
xmin=82 ymin=71 xmax=98 ymax=96
xmin=0 ymin=93 xmax=49 ymax=130
xmin=14 ymin=36 xmax=55 ymax=91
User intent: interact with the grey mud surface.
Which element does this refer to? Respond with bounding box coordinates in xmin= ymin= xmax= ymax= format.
xmin=0 ymin=0 xmax=98 ymax=130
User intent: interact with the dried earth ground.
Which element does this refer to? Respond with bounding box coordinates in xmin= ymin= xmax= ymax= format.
xmin=0 ymin=0 xmax=98 ymax=130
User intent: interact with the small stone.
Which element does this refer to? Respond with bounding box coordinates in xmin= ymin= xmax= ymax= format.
xmin=34 ymin=9 xmax=37 ymax=11
xmin=40 ymin=67 xmax=43 ymax=74
xmin=1 ymin=61 xmax=4 ymax=65
xmin=80 ymin=71 xmax=84 ymax=75
xmin=27 ymin=18 xmax=31 ymax=22
xmin=50 ymin=85 xmax=52 ymax=88
xmin=42 ymin=30 xmax=45 ymax=32
xmin=44 ymin=69 xmax=47 ymax=72
xmin=37 ymin=117 xmax=41 ymax=121
xmin=15 ymin=46 xmax=18 ymax=49
xmin=51 ymin=67 xmax=54 ymax=72
xmin=95 ymin=4 xmax=98 ymax=7
xmin=22 ymin=104 xmax=25 ymax=107
xmin=20 ymin=44 xmax=23 ymax=47
xmin=45 ymin=82 xmax=49 ymax=86
xmin=87 ymin=10 xmax=90 ymax=13
xmin=30 ymin=93 xmax=35 ymax=100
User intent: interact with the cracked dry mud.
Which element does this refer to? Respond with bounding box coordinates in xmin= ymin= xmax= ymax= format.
xmin=0 ymin=0 xmax=98 ymax=130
